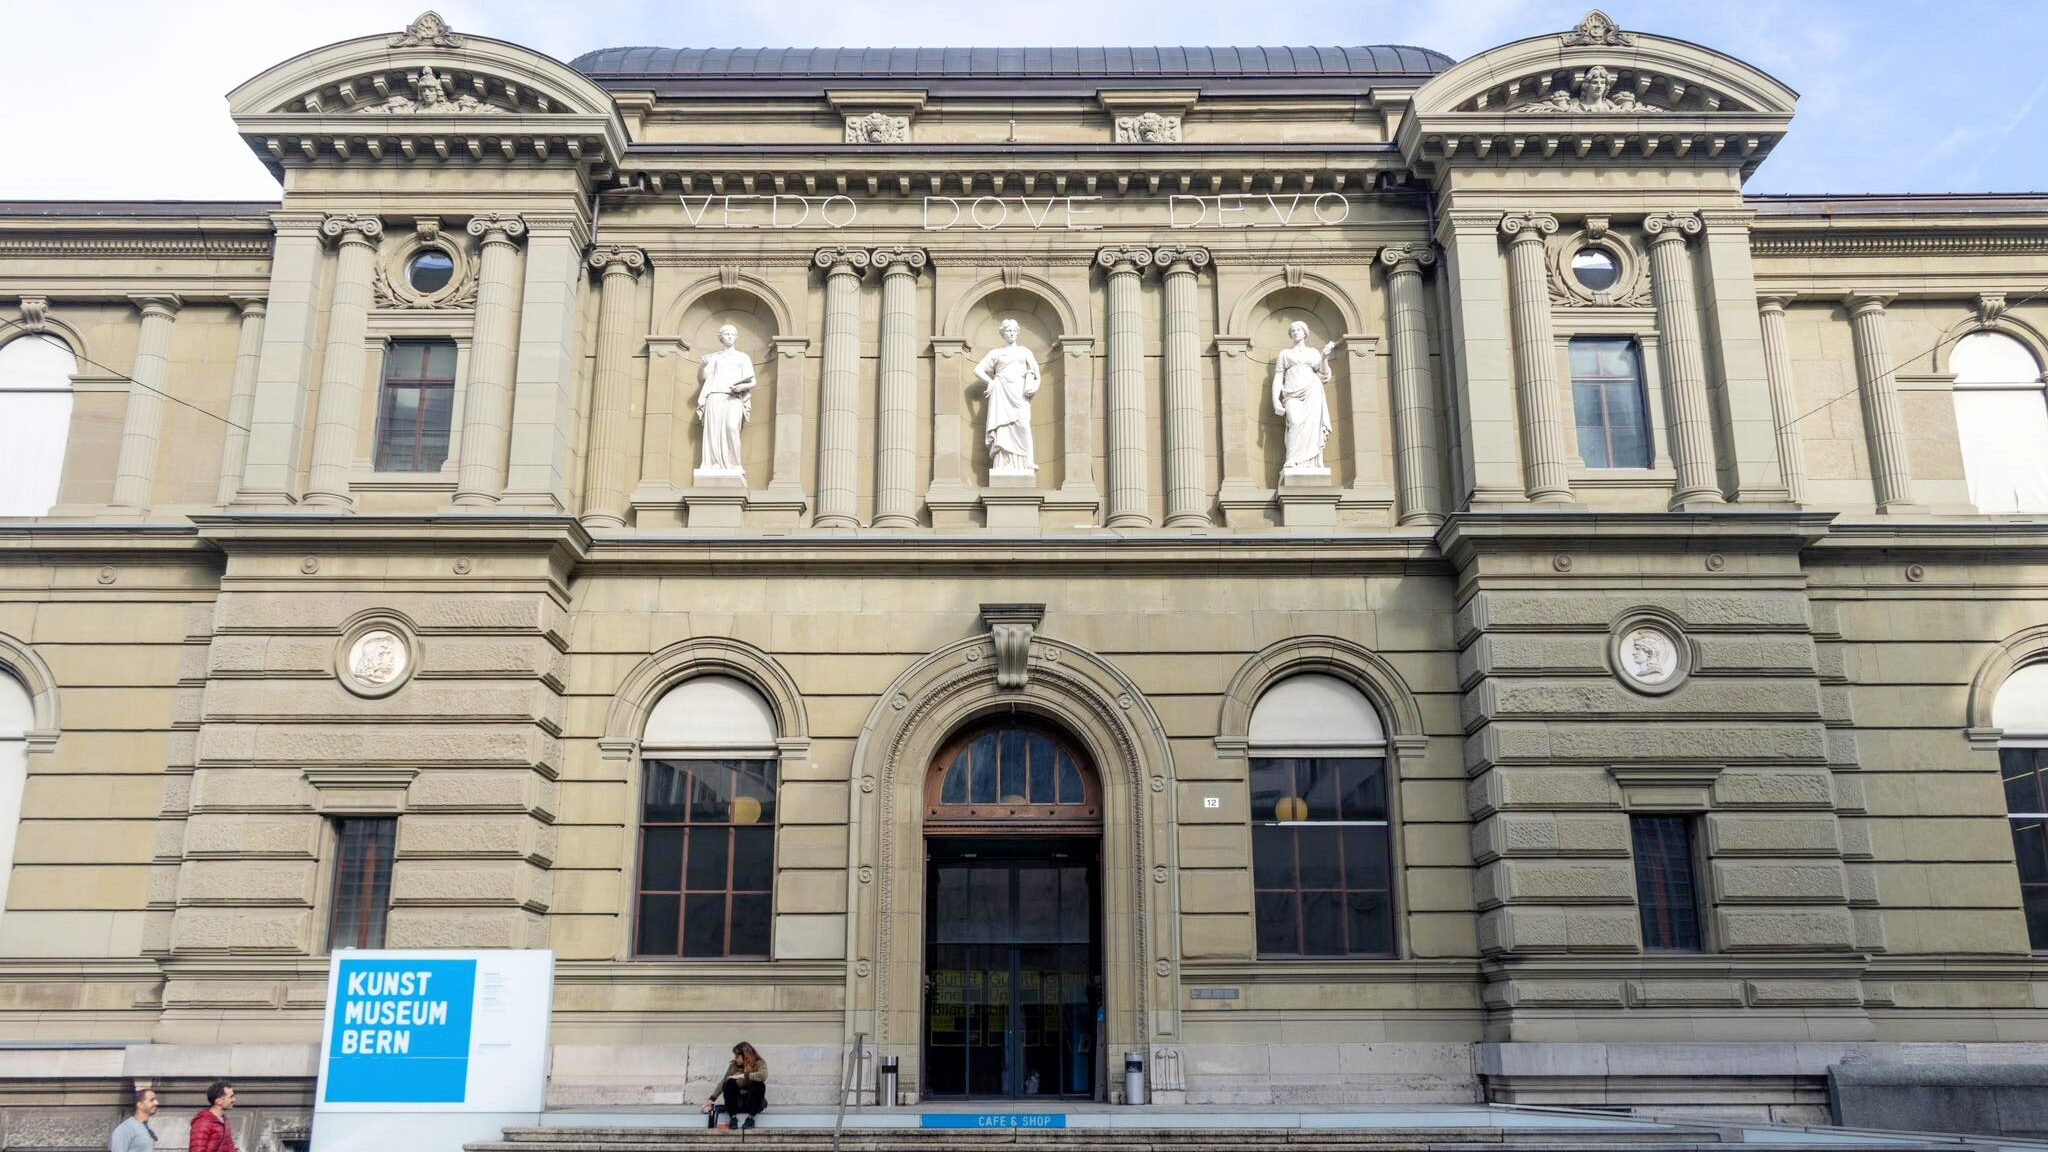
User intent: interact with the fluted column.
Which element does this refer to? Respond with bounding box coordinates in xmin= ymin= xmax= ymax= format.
xmin=871 ymin=246 xmax=927 ymax=528
xmin=1757 ymin=295 xmax=1807 ymax=504
xmin=578 ymin=245 xmax=647 ymax=528
xmin=214 ymin=297 xmax=266 ymax=505
xmin=1643 ymin=212 xmax=1723 ymax=507
xmin=453 ymin=213 xmax=528 ymax=505
xmin=1155 ymin=245 xmax=1211 ymax=527
xmin=109 ymin=294 xmax=183 ymax=512
xmin=302 ymin=215 xmax=384 ymax=507
xmin=1098 ymin=246 xmax=1153 ymax=527
xmin=1379 ymin=244 xmax=1445 ymax=525
xmin=813 ymin=246 xmax=869 ymax=528
xmin=1500 ymin=214 xmax=1572 ymax=502
xmin=1844 ymin=293 xmax=1914 ymax=511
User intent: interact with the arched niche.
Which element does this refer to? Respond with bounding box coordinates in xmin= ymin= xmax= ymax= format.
xmin=1239 ymin=286 xmax=1355 ymax=487
xmin=960 ymin=288 xmax=1065 ymax=489
xmin=672 ymin=287 xmax=782 ymax=484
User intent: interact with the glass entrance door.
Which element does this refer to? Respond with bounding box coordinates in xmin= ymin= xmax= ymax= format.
xmin=923 ymin=838 xmax=1099 ymax=1099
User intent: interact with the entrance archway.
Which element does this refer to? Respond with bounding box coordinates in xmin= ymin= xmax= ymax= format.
xmin=922 ymin=722 xmax=1102 ymax=1099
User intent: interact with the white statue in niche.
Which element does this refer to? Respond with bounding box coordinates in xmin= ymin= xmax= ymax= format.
xmin=694 ymin=323 xmax=757 ymax=478
xmin=976 ymin=318 xmax=1042 ymax=475
xmin=1272 ymin=321 xmax=1335 ymax=476
xmin=1619 ymin=626 xmax=1680 ymax=685
xmin=348 ymin=630 xmax=408 ymax=687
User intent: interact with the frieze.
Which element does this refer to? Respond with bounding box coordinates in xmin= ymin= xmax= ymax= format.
xmin=0 ymin=237 xmax=273 ymax=258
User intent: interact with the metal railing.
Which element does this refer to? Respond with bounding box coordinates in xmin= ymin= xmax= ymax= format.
xmin=829 ymin=1029 xmax=866 ymax=1152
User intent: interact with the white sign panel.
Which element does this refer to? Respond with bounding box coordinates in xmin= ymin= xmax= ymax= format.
xmin=311 ymin=949 xmax=554 ymax=1152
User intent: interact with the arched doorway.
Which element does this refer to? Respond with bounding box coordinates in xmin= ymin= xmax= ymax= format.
xmin=921 ymin=721 xmax=1102 ymax=1100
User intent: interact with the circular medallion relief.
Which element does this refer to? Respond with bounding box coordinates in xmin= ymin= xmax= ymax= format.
xmin=336 ymin=620 xmax=418 ymax=698
xmin=1609 ymin=616 xmax=1690 ymax=695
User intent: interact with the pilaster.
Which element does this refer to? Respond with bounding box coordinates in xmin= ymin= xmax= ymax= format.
xmin=1643 ymin=212 xmax=1723 ymax=509
xmin=1843 ymin=293 xmax=1916 ymax=513
xmin=302 ymin=214 xmax=384 ymax=509
xmin=451 ymin=213 xmax=529 ymax=507
xmin=1379 ymin=244 xmax=1445 ymax=525
xmin=235 ymin=212 xmax=327 ymax=506
xmin=1437 ymin=212 xmax=1526 ymax=507
xmin=1698 ymin=209 xmax=1793 ymax=503
xmin=501 ymin=213 xmax=590 ymax=513
xmin=108 ymin=294 xmax=183 ymax=514
xmin=214 ymin=297 xmax=267 ymax=506
xmin=1155 ymin=245 xmax=1211 ymax=528
xmin=579 ymin=245 xmax=648 ymax=529
xmin=871 ymin=246 xmax=927 ymax=528
xmin=1500 ymin=214 xmax=1573 ymax=504
xmin=1756 ymin=296 xmax=1807 ymax=505
xmin=1098 ymin=246 xmax=1153 ymax=527
xmin=813 ymin=246 xmax=869 ymax=528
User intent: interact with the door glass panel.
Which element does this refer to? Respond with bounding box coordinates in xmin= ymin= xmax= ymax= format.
xmin=1018 ymin=866 xmax=1058 ymax=942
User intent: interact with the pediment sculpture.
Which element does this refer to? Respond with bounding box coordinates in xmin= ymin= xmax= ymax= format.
xmin=357 ymin=65 xmax=504 ymax=114
xmin=1510 ymin=65 xmax=1658 ymax=114
xmin=389 ymin=10 xmax=466 ymax=49
xmin=845 ymin=112 xmax=909 ymax=144
xmin=1114 ymin=112 xmax=1182 ymax=143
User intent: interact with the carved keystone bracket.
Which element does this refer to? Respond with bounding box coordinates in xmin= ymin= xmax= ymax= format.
xmin=980 ymin=602 xmax=1046 ymax=690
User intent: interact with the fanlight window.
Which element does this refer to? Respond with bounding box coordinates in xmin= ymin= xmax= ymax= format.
xmin=1951 ymin=331 xmax=2048 ymax=514
xmin=0 ymin=335 xmax=77 ymax=517
xmin=926 ymin=724 xmax=1099 ymax=827
xmin=1995 ymin=662 xmax=2048 ymax=949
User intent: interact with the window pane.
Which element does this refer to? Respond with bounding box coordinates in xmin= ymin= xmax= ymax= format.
xmin=681 ymin=894 xmax=727 ymax=957
xmin=1602 ymin=381 xmax=1650 ymax=468
xmin=1249 ymin=759 xmax=1292 ymax=822
xmin=735 ymin=760 xmax=776 ymax=825
xmin=2014 ymin=819 xmax=2048 ymax=885
xmin=1252 ymin=824 xmax=1296 ymax=890
xmin=1346 ymin=892 xmax=1392 ymax=955
xmin=688 ymin=765 xmax=732 ymax=823
xmin=1059 ymin=866 xmax=1090 ymax=942
xmin=1300 ymin=890 xmax=1344 ymax=955
xmin=643 ymin=762 xmax=688 ymax=822
xmin=941 ymin=755 xmax=968 ymax=804
xmin=1574 ymin=383 xmax=1611 ymax=468
xmin=935 ymin=867 xmax=969 ymax=941
xmin=969 ymin=867 xmax=1011 ymax=941
xmin=1000 ymin=730 xmax=1027 ymax=802
xmin=1056 ymin=751 xmax=1083 ymax=804
xmin=637 ymin=894 xmax=679 ymax=955
xmin=1632 ymin=815 xmax=1703 ymax=952
xmin=685 ymin=827 xmax=730 ymax=891
xmin=731 ymin=826 xmax=774 ymax=892
xmin=1335 ymin=758 xmax=1388 ymax=820
xmin=327 ymin=818 xmax=396 ymax=951
xmin=640 ymin=827 xmax=683 ymax=891
xmin=2027 ymin=888 xmax=2048 ymax=952
xmin=2004 ymin=748 xmax=2046 ymax=814
xmin=425 ymin=340 xmax=457 ymax=377
xmin=971 ymin=734 xmax=997 ymax=804
xmin=1018 ymin=866 xmax=1058 ymax=942
xmin=729 ymin=893 xmax=771 ymax=956
xmin=1255 ymin=891 xmax=1299 ymax=955
xmin=1341 ymin=825 xmax=1391 ymax=892
xmin=1296 ymin=826 xmax=1342 ymax=890
xmin=1028 ymin=735 xmax=1056 ymax=804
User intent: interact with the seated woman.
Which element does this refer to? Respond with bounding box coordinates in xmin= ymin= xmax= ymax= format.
xmin=700 ymin=1042 xmax=768 ymax=1130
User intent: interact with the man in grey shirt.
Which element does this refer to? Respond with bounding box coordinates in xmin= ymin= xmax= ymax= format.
xmin=110 ymin=1086 xmax=157 ymax=1152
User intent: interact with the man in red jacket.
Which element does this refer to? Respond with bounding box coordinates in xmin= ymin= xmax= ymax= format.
xmin=189 ymin=1081 xmax=236 ymax=1152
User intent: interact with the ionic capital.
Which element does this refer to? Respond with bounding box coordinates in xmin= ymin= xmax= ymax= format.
xmin=1499 ymin=213 xmax=1558 ymax=242
xmin=1756 ymin=294 xmax=1797 ymax=315
xmin=1843 ymin=292 xmax=1896 ymax=318
xmin=230 ymin=295 xmax=268 ymax=319
xmin=813 ymin=245 xmax=871 ymax=277
xmin=319 ymin=214 xmax=384 ymax=247
xmin=1096 ymin=245 xmax=1153 ymax=275
xmin=1643 ymin=212 xmax=1704 ymax=245
xmin=129 ymin=293 xmax=183 ymax=320
xmin=467 ymin=212 xmax=528 ymax=245
xmin=870 ymin=246 xmax=928 ymax=277
xmin=1152 ymin=245 xmax=1211 ymax=274
xmin=1377 ymin=243 xmax=1438 ymax=276
xmin=587 ymin=245 xmax=647 ymax=278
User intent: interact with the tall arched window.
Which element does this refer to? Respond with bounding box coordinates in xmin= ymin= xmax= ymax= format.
xmin=635 ymin=675 xmax=778 ymax=958
xmin=0 ymin=670 xmax=31 ymax=917
xmin=1952 ymin=331 xmax=2048 ymax=513
xmin=0 ymin=335 xmax=77 ymax=517
xmin=1994 ymin=662 xmax=2048 ymax=949
xmin=1246 ymin=673 xmax=1395 ymax=957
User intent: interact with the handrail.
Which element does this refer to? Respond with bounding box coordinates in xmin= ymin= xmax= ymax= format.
xmin=829 ymin=1029 xmax=866 ymax=1152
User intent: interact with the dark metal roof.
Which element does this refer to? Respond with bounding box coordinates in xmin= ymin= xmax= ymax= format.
xmin=570 ymin=45 xmax=1454 ymax=81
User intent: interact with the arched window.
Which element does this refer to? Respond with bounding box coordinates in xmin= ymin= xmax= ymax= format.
xmin=924 ymin=723 xmax=1100 ymax=831
xmin=0 ymin=670 xmax=31 ymax=917
xmin=0 ymin=335 xmax=77 ymax=516
xmin=1247 ymin=673 xmax=1395 ymax=957
xmin=1994 ymin=662 xmax=2048 ymax=948
xmin=635 ymin=675 xmax=778 ymax=958
xmin=1951 ymin=331 xmax=2048 ymax=513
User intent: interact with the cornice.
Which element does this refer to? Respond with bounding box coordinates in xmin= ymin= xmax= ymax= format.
xmin=0 ymin=235 xmax=272 ymax=259
xmin=1750 ymin=231 xmax=2048 ymax=258
xmin=188 ymin=513 xmax=592 ymax=559
xmin=1435 ymin=510 xmax=1836 ymax=568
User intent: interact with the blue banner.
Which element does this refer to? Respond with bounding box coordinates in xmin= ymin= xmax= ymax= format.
xmin=920 ymin=1113 xmax=1067 ymax=1129
xmin=323 ymin=958 xmax=477 ymax=1104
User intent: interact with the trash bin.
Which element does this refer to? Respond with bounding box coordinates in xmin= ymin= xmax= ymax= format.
xmin=1122 ymin=1051 xmax=1146 ymax=1105
xmin=878 ymin=1056 xmax=899 ymax=1107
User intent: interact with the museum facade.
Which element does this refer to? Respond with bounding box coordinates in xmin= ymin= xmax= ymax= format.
xmin=2 ymin=7 xmax=2048 ymax=1144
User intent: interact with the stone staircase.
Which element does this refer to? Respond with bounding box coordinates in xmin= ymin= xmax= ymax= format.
xmin=465 ymin=1121 xmax=1985 ymax=1152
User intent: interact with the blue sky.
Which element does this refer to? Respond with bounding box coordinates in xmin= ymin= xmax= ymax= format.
xmin=1 ymin=0 xmax=2041 ymax=200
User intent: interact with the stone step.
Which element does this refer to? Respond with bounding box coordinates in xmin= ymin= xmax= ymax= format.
xmin=467 ymin=1127 xmax=1965 ymax=1152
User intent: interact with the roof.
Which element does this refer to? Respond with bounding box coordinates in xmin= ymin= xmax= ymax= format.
xmin=569 ymin=45 xmax=1455 ymax=81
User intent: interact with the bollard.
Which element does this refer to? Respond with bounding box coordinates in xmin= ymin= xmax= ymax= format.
xmin=878 ymin=1056 xmax=899 ymax=1107
xmin=1123 ymin=1051 xmax=1146 ymax=1105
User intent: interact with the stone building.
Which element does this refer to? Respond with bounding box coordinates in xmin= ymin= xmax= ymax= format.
xmin=1 ymin=7 xmax=2047 ymax=1144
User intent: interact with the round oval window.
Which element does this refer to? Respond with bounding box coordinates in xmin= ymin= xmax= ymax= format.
xmin=406 ymin=250 xmax=455 ymax=293
xmin=1571 ymin=248 xmax=1621 ymax=292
